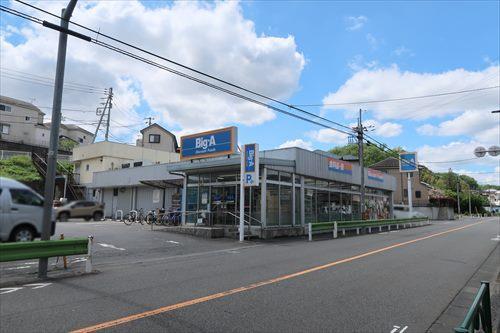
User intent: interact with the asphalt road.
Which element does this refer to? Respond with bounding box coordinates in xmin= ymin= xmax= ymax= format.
xmin=0 ymin=217 xmax=498 ymax=333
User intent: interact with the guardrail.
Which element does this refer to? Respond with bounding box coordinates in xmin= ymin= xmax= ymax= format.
xmin=0 ymin=236 xmax=94 ymax=273
xmin=308 ymin=217 xmax=430 ymax=241
xmin=454 ymin=281 xmax=492 ymax=333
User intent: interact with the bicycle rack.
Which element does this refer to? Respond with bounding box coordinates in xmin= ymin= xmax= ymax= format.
xmin=115 ymin=210 xmax=123 ymax=221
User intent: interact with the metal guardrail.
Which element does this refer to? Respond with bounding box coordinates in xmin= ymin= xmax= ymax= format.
xmin=308 ymin=217 xmax=430 ymax=241
xmin=0 ymin=237 xmax=94 ymax=273
xmin=454 ymin=281 xmax=492 ymax=333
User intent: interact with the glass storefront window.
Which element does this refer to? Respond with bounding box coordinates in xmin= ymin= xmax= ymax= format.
xmin=294 ymin=175 xmax=301 ymax=185
xmin=305 ymin=188 xmax=316 ymax=223
xmin=266 ymin=183 xmax=279 ymax=225
xmin=304 ymin=177 xmax=316 ymax=187
xmin=341 ymin=192 xmax=352 ymax=221
xmin=188 ymin=174 xmax=199 ymax=185
xmin=186 ymin=186 xmax=198 ymax=223
xmin=267 ymin=169 xmax=279 ymax=181
xmin=316 ymin=189 xmax=329 ymax=222
xmin=280 ymin=172 xmax=292 ymax=184
xmin=351 ymin=194 xmax=361 ymax=220
xmin=316 ymin=180 xmax=328 ymax=189
xmin=212 ymin=173 xmax=237 ymax=183
xmin=330 ymin=192 xmax=342 ymax=221
xmin=199 ymin=174 xmax=211 ymax=185
xmin=279 ymin=185 xmax=293 ymax=225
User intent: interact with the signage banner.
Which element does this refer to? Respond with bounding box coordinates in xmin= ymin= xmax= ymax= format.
xmin=243 ymin=143 xmax=259 ymax=187
xmin=327 ymin=158 xmax=353 ymax=175
xmin=399 ymin=152 xmax=418 ymax=173
xmin=180 ymin=127 xmax=237 ymax=160
xmin=367 ymin=169 xmax=384 ymax=182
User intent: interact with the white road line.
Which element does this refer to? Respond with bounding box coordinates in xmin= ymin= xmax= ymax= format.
xmin=5 ymin=266 xmax=31 ymax=270
xmin=0 ymin=287 xmax=23 ymax=295
xmin=390 ymin=325 xmax=408 ymax=333
xmin=165 ymin=240 xmax=181 ymax=245
xmin=98 ymin=243 xmax=126 ymax=251
xmin=24 ymin=283 xmax=52 ymax=289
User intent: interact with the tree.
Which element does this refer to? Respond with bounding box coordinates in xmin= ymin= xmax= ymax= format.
xmin=59 ymin=138 xmax=78 ymax=151
xmin=329 ymin=143 xmax=404 ymax=166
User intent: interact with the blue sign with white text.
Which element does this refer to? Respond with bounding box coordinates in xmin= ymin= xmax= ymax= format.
xmin=245 ymin=144 xmax=256 ymax=172
xmin=181 ymin=127 xmax=236 ymax=160
xmin=400 ymin=152 xmax=418 ymax=172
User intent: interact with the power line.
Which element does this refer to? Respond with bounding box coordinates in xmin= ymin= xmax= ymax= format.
xmin=11 ymin=0 xmax=355 ymax=134
xmin=293 ymin=86 xmax=500 ymax=107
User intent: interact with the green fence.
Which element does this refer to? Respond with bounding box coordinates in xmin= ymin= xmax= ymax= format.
xmin=308 ymin=217 xmax=430 ymax=241
xmin=0 ymin=238 xmax=89 ymax=262
xmin=454 ymin=281 xmax=492 ymax=333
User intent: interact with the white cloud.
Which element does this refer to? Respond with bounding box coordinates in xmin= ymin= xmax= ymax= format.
xmin=416 ymin=110 xmax=499 ymax=142
xmin=322 ymin=65 xmax=500 ymax=121
xmin=454 ymin=167 xmax=500 ymax=186
xmin=1 ymin=1 xmax=305 ymax=141
xmin=347 ymin=54 xmax=378 ymax=72
xmin=278 ymin=139 xmax=313 ymax=151
xmin=345 ymin=16 xmax=367 ymax=31
xmin=307 ymin=128 xmax=350 ymax=145
xmin=364 ymin=119 xmax=403 ymax=137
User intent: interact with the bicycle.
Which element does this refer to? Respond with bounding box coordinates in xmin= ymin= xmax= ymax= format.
xmin=123 ymin=208 xmax=146 ymax=225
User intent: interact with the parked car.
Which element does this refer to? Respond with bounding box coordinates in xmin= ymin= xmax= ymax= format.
xmin=56 ymin=201 xmax=104 ymax=221
xmin=0 ymin=177 xmax=55 ymax=242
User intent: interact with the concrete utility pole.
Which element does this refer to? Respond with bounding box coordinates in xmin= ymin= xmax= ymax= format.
xmin=456 ymin=175 xmax=461 ymax=217
xmin=356 ymin=109 xmax=365 ymax=219
xmin=39 ymin=0 xmax=78 ymax=279
xmin=104 ymin=87 xmax=113 ymax=141
xmin=92 ymin=88 xmax=112 ymax=143
xmin=468 ymin=186 xmax=472 ymax=216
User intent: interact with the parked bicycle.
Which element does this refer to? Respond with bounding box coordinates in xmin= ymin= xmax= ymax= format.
xmin=123 ymin=208 xmax=147 ymax=225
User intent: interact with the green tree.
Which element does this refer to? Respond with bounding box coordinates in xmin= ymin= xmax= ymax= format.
xmin=59 ymin=138 xmax=78 ymax=151
xmin=329 ymin=143 xmax=403 ymax=166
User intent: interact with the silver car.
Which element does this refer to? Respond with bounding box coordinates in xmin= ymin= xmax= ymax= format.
xmin=0 ymin=177 xmax=55 ymax=242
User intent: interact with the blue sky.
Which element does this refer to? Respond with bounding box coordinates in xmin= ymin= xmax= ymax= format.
xmin=1 ymin=0 xmax=499 ymax=184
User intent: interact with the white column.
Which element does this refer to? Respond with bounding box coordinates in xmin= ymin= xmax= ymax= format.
xmin=407 ymin=172 xmax=413 ymax=215
xmin=239 ymin=152 xmax=245 ymax=242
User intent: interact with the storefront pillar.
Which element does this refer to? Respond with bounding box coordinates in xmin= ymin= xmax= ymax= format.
xmin=300 ymin=176 xmax=305 ymax=226
xmin=181 ymin=176 xmax=187 ymax=225
xmin=292 ymin=173 xmax=296 ymax=226
xmin=261 ymin=167 xmax=267 ymax=227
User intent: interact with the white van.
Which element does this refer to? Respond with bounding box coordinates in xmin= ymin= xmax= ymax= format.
xmin=0 ymin=177 xmax=55 ymax=242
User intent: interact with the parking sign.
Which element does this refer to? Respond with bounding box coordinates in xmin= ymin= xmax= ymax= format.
xmin=243 ymin=144 xmax=259 ymax=186
xmin=399 ymin=152 xmax=418 ymax=172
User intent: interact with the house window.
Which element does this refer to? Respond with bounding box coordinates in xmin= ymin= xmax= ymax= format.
xmin=1 ymin=124 xmax=10 ymax=135
xmin=83 ymin=135 xmax=86 ymax=139
xmin=25 ymin=116 xmax=31 ymax=121
xmin=133 ymin=161 xmax=143 ymax=167
xmin=0 ymin=104 xmax=11 ymax=112
xmin=415 ymin=191 xmax=422 ymax=198
xmin=78 ymin=138 xmax=84 ymax=143
xmin=122 ymin=163 xmax=130 ymax=168
xmin=86 ymin=164 xmax=89 ymax=171
xmin=149 ymin=134 xmax=160 ymax=143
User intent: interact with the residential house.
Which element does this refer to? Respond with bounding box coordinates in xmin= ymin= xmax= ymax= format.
xmin=136 ymin=123 xmax=179 ymax=152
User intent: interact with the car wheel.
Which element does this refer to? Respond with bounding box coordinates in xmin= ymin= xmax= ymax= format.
xmin=93 ymin=211 xmax=103 ymax=221
xmin=11 ymin=226 xmax=35 ymax=242
xmin=59 ymin=212 xmax=69 ymax=222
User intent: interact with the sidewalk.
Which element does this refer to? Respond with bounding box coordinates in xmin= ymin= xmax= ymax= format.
xmin=428 ymin=242 xmax=500 ymax=332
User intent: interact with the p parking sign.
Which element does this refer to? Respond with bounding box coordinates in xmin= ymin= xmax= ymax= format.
xmin=243 ymin=143 xmax=259 ymax=186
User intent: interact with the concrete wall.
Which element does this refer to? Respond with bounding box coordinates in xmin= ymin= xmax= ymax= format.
xmin=384 ymin=168 xmax=430 ymax=206
xmin=0 ymin=98 xmax=46 ymax=147
xmin=72 ymin=141 xmax=180 ymax=185
xmin=413 ymin=206 xmax=455 ymax=220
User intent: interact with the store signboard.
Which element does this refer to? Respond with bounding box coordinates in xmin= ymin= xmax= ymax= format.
xmin=327 ymin=158 xmax=353 ymax=175
xmin=368 ymin=169 xmax=384 ymax=182
xmin=399 ymin=152 xmax=418 ymax=173
xmin=243 ymin=143 xmax=259 ymax=186
xmin=180 ymin=126 xmax=237 ymax=160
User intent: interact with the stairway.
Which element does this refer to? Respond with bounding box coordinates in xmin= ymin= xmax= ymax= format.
xmin=31 ymin=153 xmax=84 ymax=201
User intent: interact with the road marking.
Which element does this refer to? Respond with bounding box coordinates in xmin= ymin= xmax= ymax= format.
xmin=390 ymin=325 xmax=408 ymax=333
xmin=71 ymin=221 xmax=483 ymax=333
xmin=97 ymin=243 xmax=126 ymax=251
xmin=165 ymin=240 xmax=181 ymax=245
xmin=71 ymin=257 xmax=87 ymax=263
xmin=0 ymin=287 xmax=23 ymax=295
xmin=5 ymin=266 xmax=31 ymax=270
xmin=24 ymin=283 xmax=52 ymax=289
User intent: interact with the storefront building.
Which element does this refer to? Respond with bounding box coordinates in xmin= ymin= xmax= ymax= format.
xmin=169 ymin=147 xmax=396 ymax=236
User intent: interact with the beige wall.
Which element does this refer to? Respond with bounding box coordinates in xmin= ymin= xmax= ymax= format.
xmin=385 ymin=168 xmax=430 ymax=206
xmin=138 ymin=126 xmax=177 ymax=152
xmin=72 ymin=141 xmax=180 ymax=184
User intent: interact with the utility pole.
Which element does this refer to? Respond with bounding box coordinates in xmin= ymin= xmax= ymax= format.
xmin=92 ymin=88 xmax=113 ymax=143
xmin=356 ymin=109 xmax=365 ymax=219
xmin=145 ymin=117 xmax=154 ymax=126
xmin=468 ymin=187 xmax=471 ymax=216
xmin=456 ymin=175 xmax=461 ymax=217
xmin=39 ymin=0 xmax=78 ymax=279
xmin=104 ymin=87 xmax=113 ymax=141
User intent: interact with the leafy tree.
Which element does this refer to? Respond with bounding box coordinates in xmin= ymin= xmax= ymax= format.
xmin=329 ymin=143 xmax=404 ymax=166
xmin=59 ymin=138 xmax=78 ymax=151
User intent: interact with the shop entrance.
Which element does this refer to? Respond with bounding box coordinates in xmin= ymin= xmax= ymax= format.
xmin=210 ymin=185 xmax=237 ymax=225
